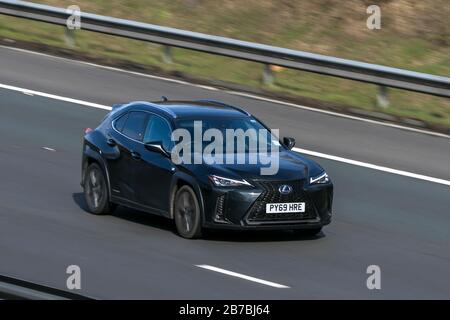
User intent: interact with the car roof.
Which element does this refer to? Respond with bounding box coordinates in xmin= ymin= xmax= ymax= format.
xmin=119 ymin=100 xmax=251 ymax=119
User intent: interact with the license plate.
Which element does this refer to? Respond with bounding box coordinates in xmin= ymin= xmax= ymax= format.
xmin=266 ymin=202 xmax=305 ymax=214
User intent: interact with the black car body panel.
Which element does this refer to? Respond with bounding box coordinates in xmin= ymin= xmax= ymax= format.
xmin=81 ymin=100 xmax=333 ymax=231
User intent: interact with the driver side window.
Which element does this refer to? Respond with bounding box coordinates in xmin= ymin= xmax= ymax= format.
xmin=144 ymin=115 xmax=172 ymax=151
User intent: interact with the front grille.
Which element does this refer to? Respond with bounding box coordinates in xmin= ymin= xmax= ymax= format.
xmin=246 ymin=180 xmax=317 ymax=223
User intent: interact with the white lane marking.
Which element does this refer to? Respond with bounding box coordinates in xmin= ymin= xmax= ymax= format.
xmin=1 ymin=45 xmax=449 ymax=139
xmin=293 ymin=147 xmax=450 ymax=187
xmin=41 ymin=147 xmax=56 ymax=152
xmin=0 ymin=82 xmax=449 ymax=187
xmin=228 ymin=91 xmax=450 ymax=139
xmin=196 ymin=265 xmax=290 ymax=288
xmin=0 ymin=83 xmax=111 ymax=111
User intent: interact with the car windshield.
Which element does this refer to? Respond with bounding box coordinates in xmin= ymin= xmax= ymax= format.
xmin=174 ymin=117 xmax=283 ymax=154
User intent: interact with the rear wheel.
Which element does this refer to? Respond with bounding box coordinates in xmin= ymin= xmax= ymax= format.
xmin=83 ymin=163 xmax=115 ymax=215
xmin=174 ymin=185 xmax=202 ymax=239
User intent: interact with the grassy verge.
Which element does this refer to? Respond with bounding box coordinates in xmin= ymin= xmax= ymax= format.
xmin=0 ymin=0 xmax=448 ymax=128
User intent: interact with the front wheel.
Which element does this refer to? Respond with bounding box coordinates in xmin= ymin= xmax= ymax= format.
xmin=173 ymin=185 xmax=202 ymax=239
xmin=83 ymin=163 xmax=115 ymax=215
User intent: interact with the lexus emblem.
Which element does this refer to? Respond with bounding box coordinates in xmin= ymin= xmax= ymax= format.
xmin=279 ymin=185 xmax=293 ymax=195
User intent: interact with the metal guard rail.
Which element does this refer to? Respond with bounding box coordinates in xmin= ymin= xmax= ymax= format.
xmin=0 ymin=0 xmax=448 ymax=98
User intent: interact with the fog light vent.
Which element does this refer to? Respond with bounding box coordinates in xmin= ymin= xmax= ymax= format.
xmin=214 ymin=194 xmax=228 ymax=223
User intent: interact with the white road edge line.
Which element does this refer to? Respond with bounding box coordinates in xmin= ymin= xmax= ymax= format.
xmin=0 ymin=83 xmax=111 ymax=111
xmin=196 ymin=265 xmax=290 ymax=288
xmin=226 ymin=91 xmax=450 ymax=139
xmin=1 ymin=82 xmax=449 ymax=187
xmin=294 ymin=147 xmax=450 ymax=187
xmin=1 ymin=44 xmax=449 ymax=139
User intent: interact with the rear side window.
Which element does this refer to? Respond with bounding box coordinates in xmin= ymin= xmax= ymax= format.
xmin=121 ymin=111 xmax=148 ymax=141
xmin=113 ymin=113 xmax=129 ymax=132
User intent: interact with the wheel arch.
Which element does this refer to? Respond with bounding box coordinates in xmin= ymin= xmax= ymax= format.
xmin=169 ymin=172 xmax=205 ymax=221
xmin=82 ymin=145 xmax=112 ymax=199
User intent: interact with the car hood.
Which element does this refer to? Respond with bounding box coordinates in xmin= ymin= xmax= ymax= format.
xmin=198 ymin=150 xmax=322 ymax=181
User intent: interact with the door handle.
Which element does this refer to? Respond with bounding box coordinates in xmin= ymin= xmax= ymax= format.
xmin=131 ymin=151 xmax=141 ymax=160
xmin=107 ymin=138 xmax=116 ymax=147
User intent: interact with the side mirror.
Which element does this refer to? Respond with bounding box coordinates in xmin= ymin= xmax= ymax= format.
xmin=283 ymin=137 xmax=296 ymax=150
xmin=144 ymin=141 xmax=170 ymax=157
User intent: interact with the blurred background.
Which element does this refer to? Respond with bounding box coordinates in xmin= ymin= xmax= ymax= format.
xmin=0 ymin=0 xmax=448 ymax=129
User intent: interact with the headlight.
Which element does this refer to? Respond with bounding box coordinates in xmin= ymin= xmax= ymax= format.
xmin=209 ymin=175 xmax=252 ymax=187
xmin=309 ymin=172 xmax=330 ymax=185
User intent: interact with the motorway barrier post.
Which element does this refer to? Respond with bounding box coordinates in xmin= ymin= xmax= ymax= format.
xmin=64 ymin=28 xmax=75 ymax=48
xmin=162 ymin=45 xmax=172 ymax=64
xmin=376 ymin=85 xmax=389 ymax=108
xmin=262 ymin=64 xmax=274 ymax=85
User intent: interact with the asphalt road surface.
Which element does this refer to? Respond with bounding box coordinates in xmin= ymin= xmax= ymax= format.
xmin=0 ymin=46 xmax=449 ymax=299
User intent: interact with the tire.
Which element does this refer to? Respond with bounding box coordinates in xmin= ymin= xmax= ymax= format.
xmin=173 ymin=185 xmax=202 ymax=239
xmin=83 ymin=163 xmax=115 ymax=215
xmin=293 ymin=227 xmax=322 ymax=237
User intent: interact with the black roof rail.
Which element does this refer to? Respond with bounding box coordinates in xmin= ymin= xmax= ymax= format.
xmin=196 ymin=100 xmax=251 ymax=116
xmin=128 ymin=101 xmax=178 ymax=118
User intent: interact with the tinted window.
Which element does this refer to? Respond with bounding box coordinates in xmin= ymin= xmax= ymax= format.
xmin=122 ymin=111 xmax=148 ymax=141
xmin=113 ymin=113 xmax=129 ymax=132
xmin=144 ymin=115 xmax=172 ymax=151
xmin=175 ymin=117 xmax=282 ymax=153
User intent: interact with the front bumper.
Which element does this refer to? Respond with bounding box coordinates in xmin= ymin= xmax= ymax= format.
xmin=201 ymin=179 xmax=333 ymax=230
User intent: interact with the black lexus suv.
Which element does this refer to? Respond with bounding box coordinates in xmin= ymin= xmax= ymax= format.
xmin=81 ymin=100 xmax=333 ymax=238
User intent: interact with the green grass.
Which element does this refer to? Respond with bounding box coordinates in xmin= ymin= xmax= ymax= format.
xmin=0 ymin=0 xmax=449 ymax=127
